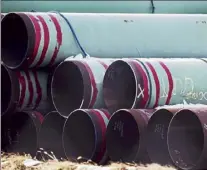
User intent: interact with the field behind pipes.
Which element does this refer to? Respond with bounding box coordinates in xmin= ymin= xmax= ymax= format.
xmin=1 ymin=11 xmax=207 ymax=170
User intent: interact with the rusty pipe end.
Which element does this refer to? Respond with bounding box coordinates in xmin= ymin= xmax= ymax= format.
xmin=38 ymin=111 xmax=66 ymax=160
xmin=63 ymin=109 xmax=109 ymax=164
xmin=103 ymin=60 xmax=138 ymax=113
xmin=147 ymin=108 xmax=174 ymax=165
xmin=51 ymin=61 xmax=91 ymax=117
xmin=2 ymin=12 xmax=35 ymax=69
xmin=106 ymin=109 xmax=151 ymax=163
xmin=1 ymin=64 xmax=20 ymax=116
xmin=168 ymin=109 xmax=206 ymax=170
xmin=3 ymin=111 xmax=43 ymax=157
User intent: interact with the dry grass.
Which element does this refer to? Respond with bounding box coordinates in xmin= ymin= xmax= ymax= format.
xmin=1 ymin=153 xmax=177 ymax=170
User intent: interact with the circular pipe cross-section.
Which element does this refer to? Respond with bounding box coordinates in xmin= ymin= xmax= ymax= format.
xmin=106 ymin=109 xmax=154 ymax=163
xmin=38 ymin=111 xmax=66 ymax=160
xmin=147 ymin=108 xmax=179 ymax=165
xmin=2 ymin=13 xmax=33 ymax=69
xmin=3 ymin=111 xmax=43 ymax=156
xmin=103 ymin=60 xmax=138 ymax=113
xmin=1 ymin=64 xmax=20 ymax=116
xmin=168 ymin=108 xmax=207 ymax=170
xmin=52 ymin=59 xmax=113 ymax=117
xmin=63 ymin=109 xmax=110 ymax=164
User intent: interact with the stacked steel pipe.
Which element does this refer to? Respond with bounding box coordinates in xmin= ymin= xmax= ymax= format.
xmin=2 ymin=1 xmax=207 ymax=13
xmin=1 ymin=12 xmax=207 ymax=170
xmin=103 ymin=58 xmax=207 ymax=112
xmin=51 ymin=58 xmax=114 ymax=117
xmin=1 ymin=13 xmax=207 ymax=69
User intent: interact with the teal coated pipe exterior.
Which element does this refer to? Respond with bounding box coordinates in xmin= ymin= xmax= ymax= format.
xmin=2 ymin=1 xmax=207 ymax=14
xmin=2 ymin=13 xmax=207 ymax=69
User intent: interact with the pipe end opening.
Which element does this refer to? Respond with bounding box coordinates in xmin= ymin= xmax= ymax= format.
xmin=147 ymin=109 xmax=173 ymax=165
xmin=106 ymin=110 xmax=139 ymax=162
xmin=103 ymin=60 xmax=136 ymax=113
xmin=63 ymin=110 xmax=95 ymax=161
xmin=52 ymin=62 xmax=85 ymax=117
xmin=38 ymin=111 xmax=66 ymax=160
xmin=2 ymin=13 xmax=31 ymax=69
xmin=168 ymin=110 xmax=204 ymax=169
xmin=1 ymin=65 xmax=12 ymax=115
xmin=5 ymin=111 xmax=38 ymax=156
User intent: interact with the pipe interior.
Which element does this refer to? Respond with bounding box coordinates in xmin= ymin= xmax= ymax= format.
xmin=38 ymin=111 xmax=66 ymax=159
xmin=6 ymin=112 xmax=37 ymax=156
xmin=106 ymin=110 xmax=139 ymax=162
xmin=63 ymin=110 xmax=95 ymax=161
xmin=1 ymin=65 xmax=12 ymax=115
xmin=103 ymin=61 xmax=136 ymax=113
xmin=147 ymin=109 xmax=173 ymax=165
xmin=2 ymin=13 xmax=28 ymax=68
xmin=168 ymin=110 xmax=204 ymax=169
xmin=52 ymin=62 xmax=84 ymax=117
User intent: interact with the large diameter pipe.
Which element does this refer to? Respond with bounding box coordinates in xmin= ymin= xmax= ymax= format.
xmin=2 ymin=1 xmax=207 ymax=13
xmin=2 ymin=111 xmax=43 ymax=156
xmin=1 ymin=13 xmax=6 ymax=19
xmin=63 ymin=109 xmax=110 ymax=164
xmin=2 ymin=13 xmax=207 ymax=69
xmin=106 ymin=109 xmax=154 ymax=163
xmin=146 ymin=107 xmax=179 ymax=166
xmin=146 ymin=104 xmax=207 ymax=166
xmin=103 ymin=58 xmax=207 ymax=113
xmin=52 ymin=58 xmax=114 ymax=117
xmin=168 ymin=107 xmax=207 ymax=170
xmin=1 ymin=64 xmax=54 ymax=116
xmin=38 ymin=111 xmax=66 ymax=160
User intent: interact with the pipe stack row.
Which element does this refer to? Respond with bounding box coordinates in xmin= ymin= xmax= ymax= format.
xmin=1 ymin=12 xmax=207 ymax=170
xmin=2 ymin=1 xmax=207 ymax=14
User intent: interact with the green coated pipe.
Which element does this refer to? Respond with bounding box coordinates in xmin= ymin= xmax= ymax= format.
xmin=2 ymin=1 xmax=207 ymax=14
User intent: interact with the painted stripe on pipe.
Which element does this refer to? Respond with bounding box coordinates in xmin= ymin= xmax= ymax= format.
xmin=27 ymin=14 xmax=41 ymax=67
xmin=90 ymin=109 xmax=107 ymax=163
xmin=16 ymin=72 xmax=26 ymax=109
xmin=93 ymin=109 xmax=109 ymax=163
xmin=99 ymin=109 xmax=110 ymax=120
xmin=48 ymin=14 xmax=62 ymax=66
xmin=35 ymin=15 xmax=50 ymax=67
xmin=29 ymin=71 xmax=37 ymax=108
xmin=159 ymin=62 xmax=173 ymax=105
xmin=33 ymin=71 xmax=42 ymax=109
xmin=94 ymin=109 xmax=109 ymax=126
xmin=33 ymin=111 xmax=44 ymax=123
xmin=132 ymin=60 xmax=149 ymax=108
xmin=25 ymin=71 xmax=34 ymax=107
xmin=96 ymin=60 xmax=108 ymax=70
xmin=82 ymin=61 xmax=98 ymax=108
xmin=146 ymin=62 xmax=160 ymax=108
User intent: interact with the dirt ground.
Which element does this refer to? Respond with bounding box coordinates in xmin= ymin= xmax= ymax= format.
xmin=1 ymin=153 xmax=177 ymax=170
